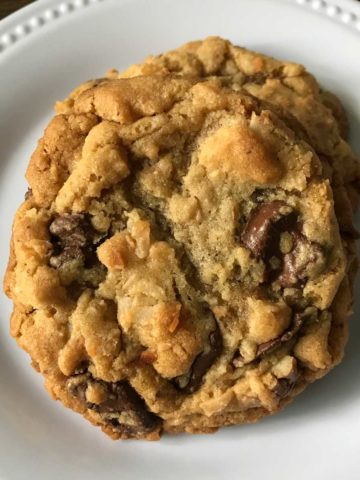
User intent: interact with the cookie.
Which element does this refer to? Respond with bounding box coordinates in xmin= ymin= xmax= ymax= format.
xmin=4 ymin=75 xmax=351 ymax=440
xmin=115 ymin=37 xmax=360 ymax=246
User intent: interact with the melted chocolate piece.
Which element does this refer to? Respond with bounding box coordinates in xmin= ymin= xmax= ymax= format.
xmin=273 ymin=361 xmax=299 ymax=399
xmin=49 ymin=246 xmax=83 ymax=268
xmin=105 ymin=418 xmax=141 ymax=436
xmin=273 ymin=378 xmax=295 ymax=399
xmin=50 ymin=213 xmax=91 ymax=246
xmin=49 ymin=213 xmax=106 ymax=270
xmin=231 ymin=350 xmax=246 ymax=369
xmin=245 ymin=72 xmax=267 ymax=85
xmin=279 ymin=232 xmax=325 ymax=288
xmin=173 ymin=322 xmax=223 ymax=394
xmin=24 ymin=188 xmax=33 ymax=200
xmin=67 ymin=374 xmax=162 ymax=435
xmin=89 ymin=382 xmax=161 ymax=432
xmin=256 ymin=312 xmax=305 ymax=357
xmin=49 ymin=213 xmax=91 ymax=265
xmin=67 ymin=377 xmax=87 ymax=402
xmin=241 ymin=201 xmax=298 ymax=259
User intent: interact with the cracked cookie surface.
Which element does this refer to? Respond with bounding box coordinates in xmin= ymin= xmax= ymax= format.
xmin=4 ymin=74 xmax=352 ymax=439
xmin=115 ymin=37 xmax=360 ymax=251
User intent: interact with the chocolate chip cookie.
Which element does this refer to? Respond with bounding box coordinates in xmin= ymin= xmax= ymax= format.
xmin=3 ymin=75 xmax=353 ymax=439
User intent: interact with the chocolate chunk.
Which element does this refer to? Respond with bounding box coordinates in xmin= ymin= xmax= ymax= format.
xmin=273 ymin=360 xmax=299 ymax=399
xmin=273 ymin=378 xmax=295 ymax=399
xmin=49 ymin=246 xmax=83 ymax=268
xmin=108 ymin=418 xmax=121 ymax=427
xmin=257 ymin=312 xmax=305 ymax=357
xmin=73 ymin=361 xmax=90 ymax=375
xmin=245 ymin=72 xmax=267 ymax=85
xmin=67 ymin=374 xmax=162 ymax=434
xmin=105 ymin=418 xmax=140 ymax=436
xmin=256 ymin=337 xmax=282 ymax=357
xmin=83 ymin=247 xmax=102 ymax=269
xmin=279 ymin=257 xmax=298 ymax=288
xmin=67 ymin=375 xmax=88 ymax=402
xmin=279 ymin=233 xmax=326 ymax=288
xmin=241 ymin=201 xmax=298 ymax=259
xmin=24 ymin=188 xmax=33 ymax=200
xmin=250 ymin=189 xmax=264 ymax=203
xmin=49 ymin=213 xmax=90 ymax=267
xmin=50 ymin=213 xmax=91 ymax=248
xmin=49 ymin=213 xmax=106 ymax=270
xmin=90 ymin=381 xmax=161 ymax=432
xmin=231 ymin=350 xmax=246 ymax=368
xmin=173 ymin=322 xmax=223 ymax=394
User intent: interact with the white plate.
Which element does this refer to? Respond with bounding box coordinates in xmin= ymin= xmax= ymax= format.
xmin=1 ymin=0 xmax=360 ymax=479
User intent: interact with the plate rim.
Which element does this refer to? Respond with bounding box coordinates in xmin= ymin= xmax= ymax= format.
xmin=0 ymin=0 xmax=360 ymax=56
